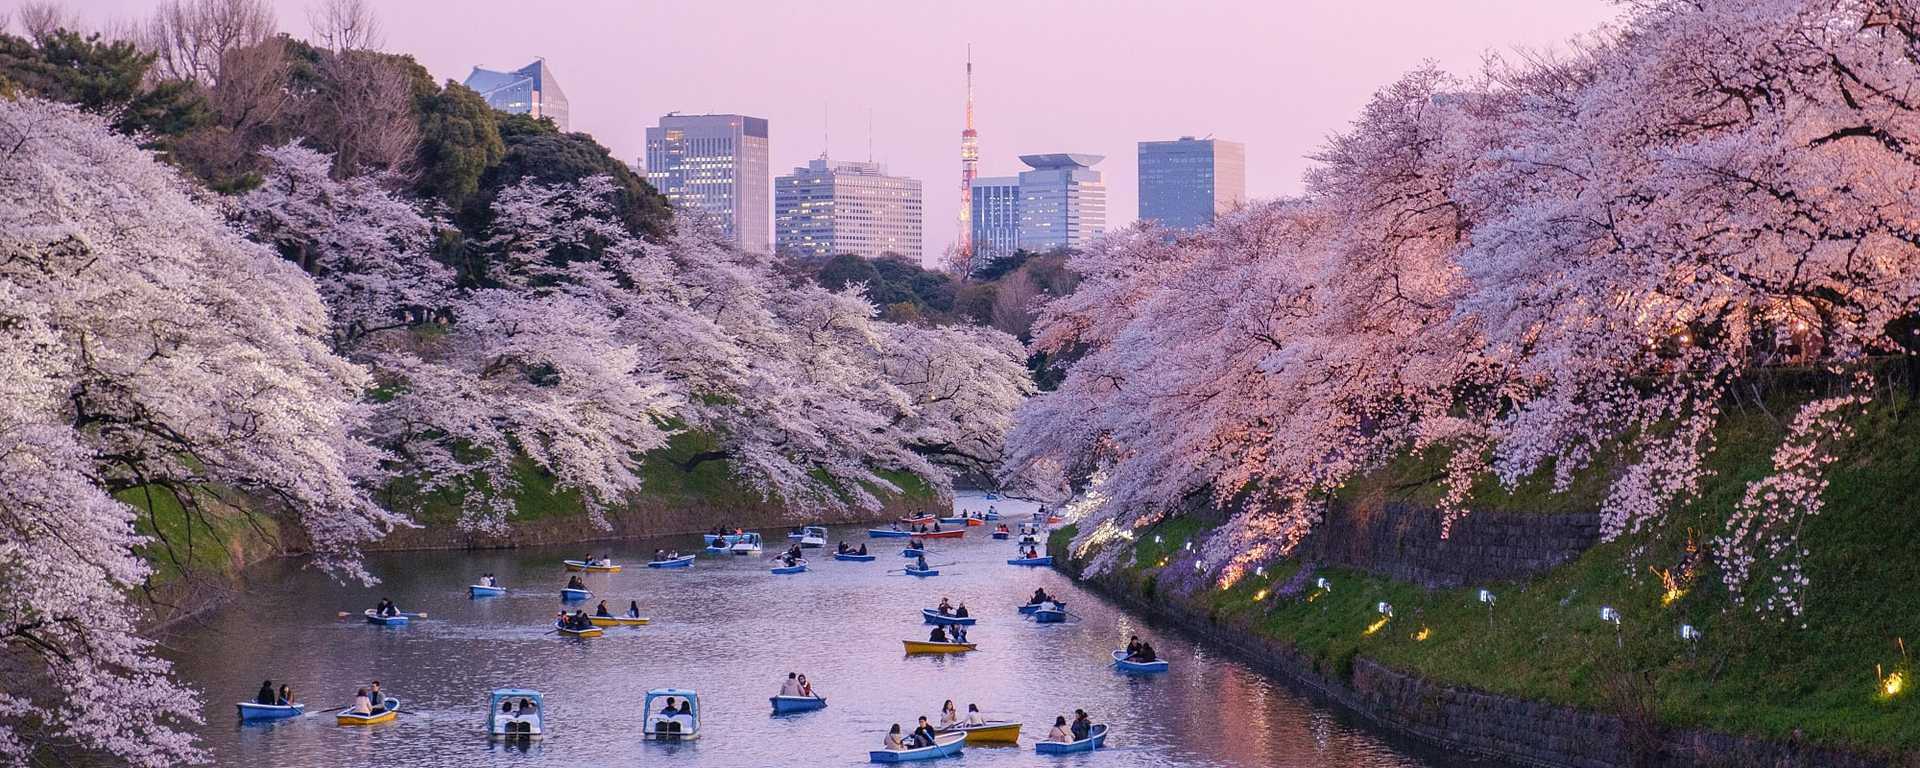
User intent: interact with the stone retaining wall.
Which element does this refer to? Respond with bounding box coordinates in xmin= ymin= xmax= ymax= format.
xmin=1307 ymin=500 xmax=1603 ymax=588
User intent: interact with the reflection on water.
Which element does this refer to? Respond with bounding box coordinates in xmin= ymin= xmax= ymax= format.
xmin=163 ymin=495 xmax=1469 ymax=767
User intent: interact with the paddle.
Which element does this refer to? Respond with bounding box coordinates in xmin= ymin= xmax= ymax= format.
xmin=336 ymin=610 xmax=427 ymax=618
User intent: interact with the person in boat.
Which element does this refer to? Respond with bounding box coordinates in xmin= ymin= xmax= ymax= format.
xmin=955 ymin=602 xmax=969 ymax=618
xmin=911 ymin=716 xmax=939 ymax=747
xmin=858 ymin=543 xmax=868 ymax=555
xmin=627 ymin=600 xmax=641 ymax=618
xmin=1044 ymin=715 xmax=1071 ymax=742
xmin=1071 ymin=709 xmax=1092 ymax=741
xmin=889 ymin=523 xmax=902 ymax=532
xmin=884 ymin=723 xmax=907 ymax=750
xmin=374 ymin=598 xmax=398 ymax=617
xmin=565 ymin=575 xmax=586 ymax=591
xmin=780 ymin=672 xmax=802 ymax=697
xmin=653 ymin=549 xmax=664 ymax=561
xmin=836 ymin=541 xmax=848 ymax=554
xmin=939 ymin=700 xmax=959 ymax=729
xmin=1125 ymin=635 xmax=1142 ymax=658
xmin=255 ymin=680 xmax=275 ymax=705
xmin=936 ymin=597 xmax=953 ymax=615
xmin=914 ymin=553 xmax=929 ymax=572
xmin=351 ymin=689 xmax=373 ymax=715
xmin=1136 ymin=642 xmax=1158 ymax=662
xmin=1030 ymin=587 xmax=1052 ymax=605
xmin=660 ymin=697 xmax=680 ymax=716
xmin=277 ymin=684 xmax=294 ymax=706
xmin=965 ymin=703 xmax=986 ymax=726
xmin=1024 ymin=545 xmax=1040 ymax=559
xmin=928 ymin=624 xmax=949 ymax=643
xmin=950 ymin=624 xmax=968 ymax=644
xmin=797 ymin=674 xmax=814 ymax=697
xmin=931 ymin=520 xmax=942 ymax=532
xmin=595 ymin=600 xmax=612 ymax=618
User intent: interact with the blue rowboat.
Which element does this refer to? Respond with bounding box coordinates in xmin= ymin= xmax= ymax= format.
xmin=870 ymin=731 xmax=965 ymax=762
xmin=363 ymin=609 xmax=408 ymax=626
xmin=770 ymin=563 xmax=808 ymax=575
xmin=769 ymin=695 xmax=827 ymax=714
xmin=1007 ymin=556 xmax=1054 ymax=567
xmin=1032 ymin=608 xmax=1067 ymax=623
xmin=983 ymin=492 xmax=1001 ymax=500
xmin=937 ymin=516 xmax=967 ymax=525
xmin=560 ymin=587 xmax=591 ymax=601
xmin=868 ymin=529 xmax=912 ymax=538
xmin=1111 ymin=649 xmax=1169 ymax=673
xmin=921 ymin=608 xmax=977 ymax=625
xmin=904 ymin=567 xmax=939 ymax=578
xmin=702 ymin=532 xmax=746 ymax=546
xmin=469 ymin=584 xmax=506 ymax=597
xmin=1035 ymin=724 xmax=1106 ymax=754
xmin=990 ymin=531 xmax=1009 ymax=540
xmin=984 ymin=510 xmax=1001 ymax=520
xmin=236 ymin=701 xmax=305 ymax=721
xmin=834 ymin=553 xmax=877 ymax=562
xmin=647 ymin=555 xmax=696 ymax=569
xmin=901 ymin=548 xmax=926 ymax=558
xmin=704 ymin=543 xmax=729 ymax=553
xmin=1018 ymin=601 xmax=1064 ymax=615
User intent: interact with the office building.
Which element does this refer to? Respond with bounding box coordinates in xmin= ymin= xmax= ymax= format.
xmin=1017 ymin=153 xmax=1106 ymax=252
xmin=462 ymin=59 xmax=570 ymax=131
xmin=775 ymin=158 xmax=924 ymax=260
xmin=1137 ymin=136 xmax=1245 ymax=230
xmin=968 ymin=176 xmax=1020 ymax=270
xmin=645 ymin=114 xmax=771 ymax=253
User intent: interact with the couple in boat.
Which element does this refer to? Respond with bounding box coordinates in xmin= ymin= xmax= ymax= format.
xmin=927 ymin=623 xmax=969 ymax=644
xmin=835 ymin=541 xmax=869 ymax=555
xmin=883 ymin=717 xmax=941 ymax=749
xmin=1044 ymin=709 xmax=1096 ymax=742
xmin=933 ymin=597 xmax=969 ymax=618
xmin=1122 ymin=634 xmax=1159 ymax=662
xmin=777 ymin=671 xmax=818 ymax=698
xmin=936 ymin=700 xmax=988 ymax=729
xmin=254 ymin=680 xmax=295 ymax=706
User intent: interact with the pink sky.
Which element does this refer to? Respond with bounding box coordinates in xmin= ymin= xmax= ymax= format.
xmin=89 ymin=0 xmax=1620 ymax=263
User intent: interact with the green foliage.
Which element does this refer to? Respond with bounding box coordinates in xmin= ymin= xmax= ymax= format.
xmin=412 ymin=80 xmax=504 ymax=207
xmin=1102 ymin=396 xmax=1920 ymax=752
xmin=813 ymin=254 xmax=957 ymax=321
xmin=0 ymin=31 xmax=207 ymax=142
xmin=118 ymin=485 xmax=277 ymax=588
xmin=468 ymin=113 xmax=671 ymax=235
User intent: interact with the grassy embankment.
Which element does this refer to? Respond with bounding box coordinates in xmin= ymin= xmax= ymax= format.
xmin=1056 ymin=396 xmax=1920 ymax=754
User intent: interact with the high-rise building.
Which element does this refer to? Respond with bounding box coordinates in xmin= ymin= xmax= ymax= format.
xmin=1017 ymin=153 xmax=1106 ymax=252
xmin=957 ymin=47 xmax=980 ymax=260
xmin=462 ymin=59 xmax=570 ymax=131
xmin=969 ymin=176 xmax=1020 ymax=270
xmin=645 ymin=114 xmax=771 ymax=253
xmin=1137 ymin=136 xmax=1245 ymax=231
xmin=775 ymin=158 xmax=924 ymax=260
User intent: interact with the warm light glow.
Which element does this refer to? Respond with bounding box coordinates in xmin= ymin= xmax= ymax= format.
xmin=1881 ymin=668 xmax=1906 ymax=698
xmin=1364 ymin=616 xmax=1389 ymax=635
xmin=1253 ymin=588 xmax=1269 ymax=602
xmin=1413 ymin=627 xmax=1431 ymax=641
xmin=1662 ymin=587 xmax=1686 ymax=606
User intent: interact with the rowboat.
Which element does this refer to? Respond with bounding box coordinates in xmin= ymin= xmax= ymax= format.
xmin=555 ymin=621 xmax=604 ymax=638
xmin=939 ymin=720 xmax=1021 ymax=744
xmin=1007 ymin=556 xmax=1054 ymax=567
xmin=964 ymin=518 xmax=984 ymax=526
xmin=1018 ymin=601 xmax=1065 ymax=614
xmin=704 ymin=542 xmax=730 ymax=553
xmin=920 ymin=529 xmax=964 ymax=539
xmin=901 ymin=547 xmax=926 ymax=557
xmin=1111 ymin=649 xmax=1169 ymax=673
xmin=870 ymin=730 xmax=966 ymax=762
xmin=731 ymin=532 xmax=764 ymax=554
xmin=1047 ymin=516 xmax=1063 ymax=525
xmin=899 ymin=515 xmax=936 ymax=525
xmin=868 ymin=528 xmax=912 ymax=538
xmin=1035 ymin=724 xmax=1106 ymax=754
xmin=1032 ymin=607 xmax=1066 ymax=623
xmin=904 ymin=567 xmax=940 ymax=577
xmin=769 ymin=695 xmax=828 ymax=714
xmin=921 ymin=608 xmax=977 ymax=625
xmin=646 ymin=555 xmax=695 ymax=568
xmin=560 ymin=587 xmax=591 ymax=601
xmin=903 ymin=640 xmax=976 ymax=654
xmin=563 ymin=560 xmax=622 ymax=573
xmin=937 ymin=516 xmax=967 ymax=525
xmin=990 ymin=531 xmax=1010 ymax=540
xmin=363 ymin=609 xmax=408 ymax=626
xmin=587 ymin=615 xmax=650 ymax=627
xmin=335 ymin=698 xmax=400 ymax=726
xmin=469 ymin=584 xmax=506 ymax=597
xmin=235 ymin=701 xmax=304 ymax=721
xmin=835 ymin=552 xmax=877 ymax=562
xmin=770 ymin=562 xmax=808 ymax=575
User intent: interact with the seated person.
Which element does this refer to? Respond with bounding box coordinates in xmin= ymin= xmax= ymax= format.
xmin=627 ymin=600 xmax=642 ymax=618
xmin=858 ymin=543 xmax=868 ymax=555
xmin=1125 ymin=635 xmax=1142 ymax=657
xmin=595 ymin=600 xmax=613 ymax=617
xmin=255 ymin=680 xmax=275 ymax=705
xmin=937 ymin=597 xmax=953 ymax=615
xmin=1030 ymin=588 xmax=1051 ymax=605
xmin=566 ymin=575 xmax=586 ymax=590
xmin=928 ymin=625 xmax=949 ymax=643
xmin=276 ymin=684 xmax=293 ymax=706
xmin=1137 ymin=643 xmax=1157 ymax=662
xmin=351 ymin=689 xmax=373 ymax=715
xmin=965 ymin=703 xmax=986 ymax=726
xmin=884 ymin=724 xmax=906 ymax=749
xmin=780 ymin=672 xmax=801 ymax=697
xmin=911 ymin=716 xmax=938 ymax=747
xmin=1071 ymin=710 xmax=1091 ymax=740
xmin=955 ymin=603 xmax=970 ymax=618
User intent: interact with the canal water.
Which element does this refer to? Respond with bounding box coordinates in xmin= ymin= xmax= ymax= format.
xmin=164 ymin=494 xmax=1463 ymax=767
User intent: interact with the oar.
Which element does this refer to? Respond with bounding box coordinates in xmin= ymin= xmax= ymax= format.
xmin=335 ymin=611 xmax=427 ymax=618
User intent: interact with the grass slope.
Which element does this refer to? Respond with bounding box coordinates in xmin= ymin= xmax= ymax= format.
xmin=1067 ymin=398 xmax=1920 ymax=754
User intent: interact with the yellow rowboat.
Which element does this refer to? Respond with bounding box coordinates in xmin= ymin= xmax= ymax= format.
xmin=588 ymin=615 xmax=651 ymax=627
xmin=563 ymin=560 xmax=622 ymax=573
xmin=942 ymin=721 xmax=1021 ymax=743
xmin=902 ymin=640 xmax=977 ymax=654
xmin=336 ymin=707 xmax=396 ymax=726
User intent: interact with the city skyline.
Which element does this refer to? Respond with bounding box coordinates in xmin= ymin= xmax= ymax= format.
xmin=85 ymin=0 xmax=1622 ymax=264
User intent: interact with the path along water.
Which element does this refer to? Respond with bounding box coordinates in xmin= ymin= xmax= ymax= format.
xmin=164 ymin=494 xmax=1472 ymax=767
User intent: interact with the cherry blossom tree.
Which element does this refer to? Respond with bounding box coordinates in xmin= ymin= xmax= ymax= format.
xmin=1 ymin=98 xmax=400 ymax=766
